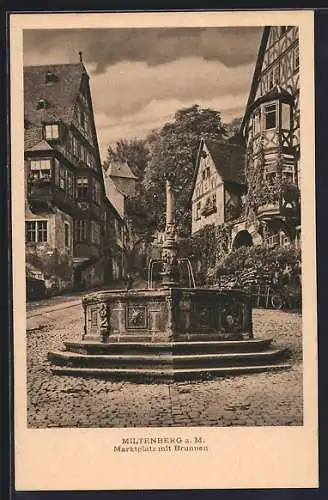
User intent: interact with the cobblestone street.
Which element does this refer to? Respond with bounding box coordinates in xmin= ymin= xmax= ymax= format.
xmin=26 ymin=296 xmax=303 ymax=428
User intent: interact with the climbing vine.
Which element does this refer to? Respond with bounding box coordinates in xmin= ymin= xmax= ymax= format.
xmin=190 ymin=223 xmax=232 ymax=283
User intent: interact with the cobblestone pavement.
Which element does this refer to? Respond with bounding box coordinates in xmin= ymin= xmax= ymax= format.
xmin=26 ymin=298 xmax=303 ymax=428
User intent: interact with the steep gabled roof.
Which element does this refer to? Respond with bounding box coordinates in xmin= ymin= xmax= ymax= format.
xmin=24 ymin=63 xmax=83 ymax=124
xmin=190 ymin=139 xmax=245 ymax=201
xmin=206 ymin=140 xmax=245 ymax=184
xmin=240 ymin=27 xmax=270 ymax=136
xmin=28 ymin=139 xmax=53 ymax=152
xmin=107 ymin=161 xmax=138 ymax=180
xmin=24 ymin=63 xmax=85 ymax=150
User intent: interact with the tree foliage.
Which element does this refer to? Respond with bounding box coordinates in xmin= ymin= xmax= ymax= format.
xmin=104 ymin=138 xmax=149 ymax=180
xmin=143 ymin=104 xmax=226 ymax=235
xmin=103 ymin=105 xmax=228 ymax=257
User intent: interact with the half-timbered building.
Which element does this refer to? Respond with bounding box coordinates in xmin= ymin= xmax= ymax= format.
xmin=191 ymin=139 xmax=246 ymax=235
xmin=24 ymin=57 xmax=126 ymax=295
xmin=234 ymin=25 xmax=301 ymax=250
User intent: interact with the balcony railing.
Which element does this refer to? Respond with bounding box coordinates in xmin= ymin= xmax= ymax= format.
xmin=201 ymin=203 xmax=217 ymax=217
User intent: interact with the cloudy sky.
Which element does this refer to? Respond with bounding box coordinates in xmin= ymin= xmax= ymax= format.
xmin=23 ymin=27 xmax=262 ymax=161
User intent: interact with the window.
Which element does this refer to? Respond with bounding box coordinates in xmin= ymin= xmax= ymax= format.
xmin=72 ymin=136 xmax=80 ymax=158
xmin=75 ymin=220 xmax=87 ymax=242
xmin=76 ymin=176 xmax=89 ymax=200
xmin=66 ymin=171 xmax=74 ymax=197
xmin=64 ymin=222 xmax=70 ymax=247
xmin=264 ymin=103 xmax=277 ymax=130
xmin=281 ymin=103 xmax=291 ymax=130
xmin=84 ymin=114 xmax=89 ymax=135
xmin=282 ymin=172 xmax=294 ymax=184
xmin=87 ymin=151 xmax=94 ymax=168
xmin=268 ymin=70 xmax=274 ymax=90
xmin=36 ymin=98 xmax=48 ymax=110
xmin=212 ymin=193 xmax=217 ymax=207
xmin=92 ymin=181 xmax=101 ymax=204
xmin=253 ymin=109 xmax=261 ymax=135
xmin=266 ymin=172 xmax=277 ymax=184
xmin=91 ymin=221 xmax=100 ymax=244
xmin=294 ymin=46 xmax=299 ymax=71
xmin=30 ymin=159 xmax=51 ymax=179
xmin=59 ymin=166 xmax=66 ymax=190
xmin=45 ymin=124 xmax=59 ymax=140
xmin=206 ymin=167 xmax=210 ymax=179
xmin=196 ymin=202 xmax=201 ymax=220
xmin=80 ymin=145 xmax=87 ymax=164
xmin=25 ymin=220 xmax=48 ymax=243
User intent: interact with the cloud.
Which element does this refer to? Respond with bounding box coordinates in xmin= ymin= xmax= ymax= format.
xmin=23 ymin=27 xmax=260 ymax=161
xmin=89 ymin=57 xmax=254 ymax=119
xmin=23 ymin=27 xmax=262 ymax=72
xmin=95 ymin=93 xmax=248 ymax=160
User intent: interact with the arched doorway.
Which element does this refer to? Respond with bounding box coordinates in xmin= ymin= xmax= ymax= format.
xmin=232 ymin=230 xmax=253 ymax=250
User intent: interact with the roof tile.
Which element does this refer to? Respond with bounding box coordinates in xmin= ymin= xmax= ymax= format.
xmin=205 ymin=140 xmax=245 ymax=184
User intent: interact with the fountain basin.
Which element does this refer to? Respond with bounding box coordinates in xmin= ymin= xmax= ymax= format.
xmin=48 ymin=289 xmax=291 ymax=380
xmin=81 ymin=287 xmax=253 ymax=343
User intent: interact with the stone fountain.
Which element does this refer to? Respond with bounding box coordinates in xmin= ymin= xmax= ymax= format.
xmin=48 ymin=178 xmax=290 ymax=381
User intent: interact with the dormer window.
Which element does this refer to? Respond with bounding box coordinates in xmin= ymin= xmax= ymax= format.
xmin=45 ymin=123 xmax=59 ymax=140
xmin=45 ymin=71 xmax=58 ymax=84
xmin=36 ymin=98 xmax=48 ymax=110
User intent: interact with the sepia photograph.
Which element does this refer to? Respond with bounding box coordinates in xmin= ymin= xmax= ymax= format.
xmin=11 ymin=10 xmax=317 ymax=491
xmin=24 ymin=23 xmax=303 ymax=429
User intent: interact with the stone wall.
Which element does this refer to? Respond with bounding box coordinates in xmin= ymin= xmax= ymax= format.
xmin=25 ymin=206 xmax=74 ymax=293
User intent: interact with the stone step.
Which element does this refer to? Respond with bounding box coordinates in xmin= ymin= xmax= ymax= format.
xmin=50 ymin=363 xmax=292 ymax=382
xmin=48 ymin=347 xmax=287 ymax=369
xmin=64 ymin=338 xmax=273 ymax=356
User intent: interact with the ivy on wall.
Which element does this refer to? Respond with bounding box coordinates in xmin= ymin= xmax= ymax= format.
xmin=26 ymin=246 xmax=73 ymax=282
xmin=190 ymin=223 xmax=232 ymax=283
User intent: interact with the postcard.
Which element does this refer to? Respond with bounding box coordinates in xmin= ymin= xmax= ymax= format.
xmin=10 ymin=9 xmax=317 ymax=491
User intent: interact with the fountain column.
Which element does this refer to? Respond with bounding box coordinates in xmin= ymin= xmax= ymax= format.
xmin=161 ymin=177 xmax=179 ymax=288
